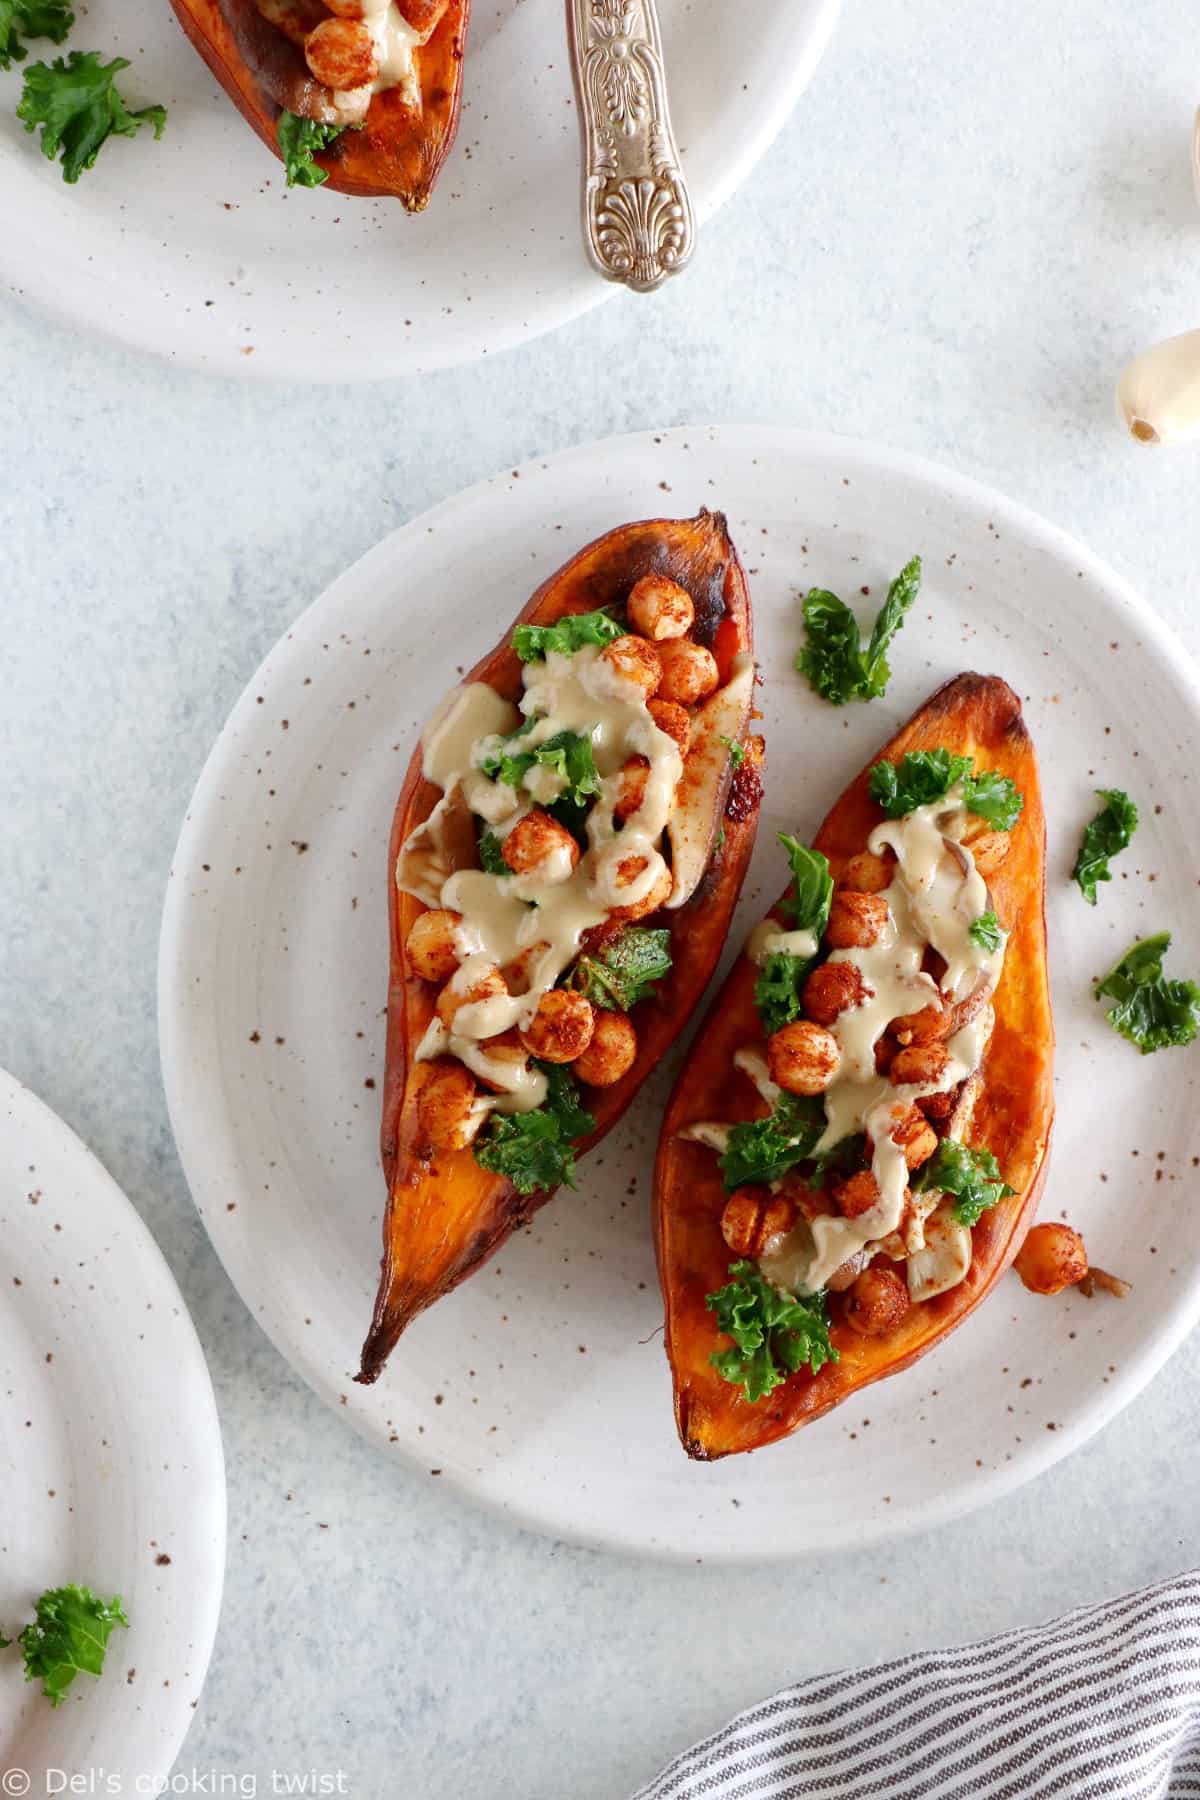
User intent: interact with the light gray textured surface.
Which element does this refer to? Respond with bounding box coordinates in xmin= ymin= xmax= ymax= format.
xmin=3 ymin=0 xmax=1200 ymax=1795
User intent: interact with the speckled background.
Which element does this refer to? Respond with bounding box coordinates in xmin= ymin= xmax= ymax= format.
xmin=4 ymin=0 xmax=1200 ymax=1794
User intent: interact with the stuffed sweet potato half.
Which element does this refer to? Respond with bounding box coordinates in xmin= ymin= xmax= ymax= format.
xmin=358 ymin=509 xmax=762 ymax=1383
xmin=655 ymin=673 xmax=1053 ymax=1458
xmin=171 ymin=0 xmax=468 ymax=206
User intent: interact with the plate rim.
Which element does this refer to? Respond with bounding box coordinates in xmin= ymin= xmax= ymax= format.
xmin=158 ymin=423 xmax=1200 ymax=1560
xmin=0 ymin=1065 xmax=228 ymax=1767
xmin=2 ymin=0 xmax=842 ymax=384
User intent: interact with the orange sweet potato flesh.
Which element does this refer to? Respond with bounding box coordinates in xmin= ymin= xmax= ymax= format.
xmin=170 ymin=0 xmax=468 ymax=208
xmin=357 ymin=510 xmax=760 ymax=1384
xmin=655 ymin=673 xmax=1054 ymax=1458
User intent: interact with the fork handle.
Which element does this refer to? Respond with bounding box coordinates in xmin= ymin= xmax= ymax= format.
xmin=567 ymin=0 xmax=697 ymax=293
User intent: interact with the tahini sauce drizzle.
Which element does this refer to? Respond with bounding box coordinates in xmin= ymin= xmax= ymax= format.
xmin=400 ymin=645 xmax=683 ymax=1113
xmin=716 ymin=788 xmax=1007 ymax=1302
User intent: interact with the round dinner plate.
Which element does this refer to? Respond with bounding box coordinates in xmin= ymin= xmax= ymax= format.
xmin=1 ymin=0 xmax=840 ymax=381
xmin=160 ymin=425 xmax=1200 ymax=1560
xmin=0 ymin=1070 xmax=225 ymax=1786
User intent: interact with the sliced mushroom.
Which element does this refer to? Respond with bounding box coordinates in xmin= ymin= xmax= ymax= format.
xmin=665 ymin=653 xmax=755 ymax=909
xmin=906 ymin=1202 xmax=972 ymax=1302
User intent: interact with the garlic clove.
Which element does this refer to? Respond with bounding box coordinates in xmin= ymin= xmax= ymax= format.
xmin=1116 ymin=327 xmax=1200 ymax=446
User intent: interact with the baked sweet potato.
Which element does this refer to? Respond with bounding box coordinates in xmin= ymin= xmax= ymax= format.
xmin=655 ymin=673 xmax=1054 ymax=1458
xmin=171 ymin=0 xmax=468 ymax=208
xmin=358 ymin=509 xmax=760 ymax=1383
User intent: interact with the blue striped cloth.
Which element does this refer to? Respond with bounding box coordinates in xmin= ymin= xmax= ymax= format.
xmin=634 ymin=1572 xmax=1200 ymax=1798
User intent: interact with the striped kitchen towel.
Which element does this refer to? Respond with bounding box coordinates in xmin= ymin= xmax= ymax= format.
xmin=634 ymin=1570 xmax=1200 ymax=1799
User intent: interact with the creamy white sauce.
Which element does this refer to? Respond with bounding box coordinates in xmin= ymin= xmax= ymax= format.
xmin=697 ymin=788 xmax=1010 ymax=1303
xmin=330 ymin=0 xmax=437 ymax=116
xmin=401 ymin=643 xmax=684 ymax=1112
xmin=746 ymin=921 xmax=819 ymax=965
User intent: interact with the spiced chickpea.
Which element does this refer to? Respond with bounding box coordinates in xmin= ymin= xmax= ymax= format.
xmin=841 ymin=849 xmax=895 ymax=894
xmin=844 ymin=1265 xmax=911 ymax=1336
xmin=627 ymin=574 xmax=695 ymax=642
xmin=304 ymin=16 xmax=378 ymax=87
xmin=600 ymin=634 xmax=661 ymax=700
xmin=889 ymin=1104 xmax=939 ymax=1172
xmin=890 ymin=1041 xmax=952 ymax=1088
xmin=802 ymin=960 xmax=868 ymax=1027
xmin=720 ymin=1188 xmax=798 ymax=1258
xmin=874 ymin=1033 xmax=899 ymax=1075
xmin=613 ymin=756 xmax=650 ymax=822
xmin=891 ymin=999 xmax=949 ymax=1046
xmin=405 ymin=908 xmax=463 ymax=983
xmin=610 ymin=855 xmax=672 ymax=922
xmin=1015 ymin=1223 xmax=1088 ymax=1296
xmin=834 ymin=1170 xmax=885 ymax=1220
xmin=648 ymin=698 xmax=692 ymax=755
xmin=916 ymin=1086 xmax=957 ymax=1122
xmin=501 ymin=809 xmax=580 ymax=879
xmin=574 ymin=1010 xmax=637 ymax=1087
xmin=826 ymin=889 xmax=889 ymax=950
xmin=435 ymin=964 xmax=506 ymax=1030
xmin=416 ymin=1059 xmax=480 ymax=1153
xmin=767 ymin=1020 xmax=840 ymax=1096
xmin=519 ymin=989 xmax=595 ymax=1064
xmin=655 ymin=639 xmax=719 ymax=707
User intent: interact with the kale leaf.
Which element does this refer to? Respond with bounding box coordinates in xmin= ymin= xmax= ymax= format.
xmin=474 ymin=1064 xmax=594 ymax=1194
xmin=1073 ymin=788 xmax=1138 ymax=906
xmin=18 ymin=52 xmax=166 ymax=183
xmin=0 ymin=0 xmax=73 ymax=71
xmin=706 ymin=1261 xmax=837 ymax=1402
xmin=1095 ymin=932 xmax=1200 ymax=1055
xmin=571 ymin=926 xmax=672 ymax=1011
xmin=18 ymin=1585 xmax=129 ymax=1707
xmin=913 ymin=1139 xmax=1014 ymax=1227
xmin=795 ymin=556 xmax=921 ymax=705
xmin=512 ymin=610 xmax=622 ymax=662
xmin=719 ymin=1093 xmax=825 ymax=1191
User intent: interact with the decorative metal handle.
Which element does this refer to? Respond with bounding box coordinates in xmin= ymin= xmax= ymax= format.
xmin=567 ymin=0 xmax=697 ymax=293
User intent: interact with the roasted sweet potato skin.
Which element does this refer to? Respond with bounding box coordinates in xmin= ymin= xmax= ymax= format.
xmin=358 ymin=510 xmax=759 ymax=1384
xmin=170 ymin=0 xmax=469 ymax=209
xmin=655 ymin=673 xmax=1054 ymax=1459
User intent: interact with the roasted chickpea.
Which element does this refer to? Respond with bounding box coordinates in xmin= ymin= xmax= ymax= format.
xmin=405 ymin=908 xmax=463 ymax=983
xmin=916 ymin=1085 xmax=958 ymax=1122
xmin=256 ymin=0 xmax=329 ymax=46
xmin=802 ymin=960 xmax=868 ymax=1027
xmin=963 ymin=827 xmax=1011 ymax=877
xmin=891 ymin=999 xmax=949 ymax=1046
xmin=304 ymin=16 xmax=378 ymax=86
xmin=844 ymin=1265 xmax=911 ymax=1336
xmin=655 ymin=639 xmax=719 ymax=707
xmin=647 ymin=698 xmax=692 ymax=755
xmin=841 ymin=850 xmax=895 ymax=894
xmin=600 ymin=634 xmax=662 ymax=700
xmin=776 ymin=1170 xmax=834 ymax=1223
xmin=610 ymin=855 xmax=672 ymax=922
xmin=890 ymin=1041 xmax=952 ymax=1088
xmin=574 ymin=1010 xmax=637 ymax=1086
xmin=518 ymin=989 xmax=595 ymax=1064
xmin=501 ymin=941 xmax=551 ymax=996
xmin=826 ymin=889 xmax=889 ymax=950
xmin=1015 ymin=1222 xmax=1088 ymax=1296
xmin=767 ymin=1020 xmax=840 ymax=1096
xmin=613 ymin=755 xmax=650 ymax=822
xmin=435 ymin=964 xmax=507 ymax=1030
xmin=501 ymin=809 xmax=580 ymax=879
xmin=720 ymin=1187 xmax=798 ymax=1258
xmin=834 ymin=1170 xmax=884 ymax=1220
xmin=888 ymin=1105 xmax=939 ymax=1172
xmin=416 ymin=1059 xmax=479 ymax=1152
xmin=874 ymin=1033 xmax=899 ymax=1075
xmin=627 ymin=574 xmax=695 ymax=642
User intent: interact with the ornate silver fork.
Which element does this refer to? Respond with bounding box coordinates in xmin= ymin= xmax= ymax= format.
xmin=566 ymin=0 xmax=696 ymax=293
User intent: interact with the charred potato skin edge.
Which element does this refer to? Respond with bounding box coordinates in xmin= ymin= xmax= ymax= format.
xmin=654 ymin=672 xmax=1055 ymax=1460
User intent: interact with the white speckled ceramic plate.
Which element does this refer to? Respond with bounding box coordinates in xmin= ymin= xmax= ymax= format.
xmin=0 ymin=1070 xmax=225 ymax=1786
xmin=160 ymin=426 xmax=1200 ymax=1560
xmin=0 ymin=0 xmax=840 ymax=381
